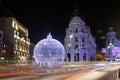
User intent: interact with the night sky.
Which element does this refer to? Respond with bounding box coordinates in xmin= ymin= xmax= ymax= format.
xmin=1 ymin=0 xmax=120 ymax=49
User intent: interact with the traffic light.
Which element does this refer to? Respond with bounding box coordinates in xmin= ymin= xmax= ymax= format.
xmin=107 ymin=43 xmax=115 ymax=49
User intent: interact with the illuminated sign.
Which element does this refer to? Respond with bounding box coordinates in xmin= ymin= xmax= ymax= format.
xmin=112 ymin=47 xmax=120 ymax=57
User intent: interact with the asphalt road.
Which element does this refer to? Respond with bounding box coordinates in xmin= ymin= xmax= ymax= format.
xmin=0 ymin=62 xmax=120 ymax=80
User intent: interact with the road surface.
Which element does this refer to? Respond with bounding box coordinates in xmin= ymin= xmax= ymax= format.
xmin=0 ymin=62 xmax=120 ymax=80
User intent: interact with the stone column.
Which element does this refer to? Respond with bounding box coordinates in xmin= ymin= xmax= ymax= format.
xmin=70 ymin=49 xmax=74 ymax=62
xmin=79 ymin=49 xmax=83 ymax=61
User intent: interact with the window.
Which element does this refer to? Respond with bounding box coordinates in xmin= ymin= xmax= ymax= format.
xmin=12 ymin=21 xmax=15 ymax=28
xmin=15 ymin=24 xmax=18 ymax=30
xmin=14 ymin=30 xmax=16 ymax=35
xmin=112 ymin=39 xmax=114 ymax=43
xmin=72 ymin=22 xmax=77 ymax=24
xmin=83 ymin=53 xmax=86 ymax=61
xmin=75 ymin=37 xmax=78 ymax=42
xmin=77 ymin=53 xmax=79 ymax=61
xmin=75 ymin=28 xmax=78 ymax=33
xmin=15 ymin=43 xmax=18 ymax=50
xmin=67 ymin=53 xmax=71 ymax=61
xmin=17 ymin=32 xmax=19 ymax=36
xmin=82 ymin=29 xmax=84 ymax=32
xmin=82 ymin=44 xmax=85 ymax=49
xmin=82 ymin=37 xmax=85 ymax=42
xmin=75 ymin=45 xmax=78 ymax=49
xmin=14 ymin=30 xmax=17 ymax=38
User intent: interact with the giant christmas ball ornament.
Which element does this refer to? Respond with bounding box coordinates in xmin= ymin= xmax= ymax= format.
xmin=33 ymin=33 xmax=65 ymax=67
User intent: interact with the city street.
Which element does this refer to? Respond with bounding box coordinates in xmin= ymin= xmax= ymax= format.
xmin=0 ymin=62 xmax=120 ymax=80
xmin=1 ymin=1 xmax=120 ymax=80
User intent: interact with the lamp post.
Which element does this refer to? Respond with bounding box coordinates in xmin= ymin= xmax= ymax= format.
xmin=69 ymin=34 xmax=73 ymax=62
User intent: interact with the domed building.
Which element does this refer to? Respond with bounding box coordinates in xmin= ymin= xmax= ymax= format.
xmin=34 ymin=33 xmax=65 ymax=67
xmin=106 ymin=27 xmax=120 ymax=61
xmin=64 ymin=11 xmax=96 ymax=62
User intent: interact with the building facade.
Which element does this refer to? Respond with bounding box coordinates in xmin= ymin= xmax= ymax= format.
xmin=0 ymin=30 xmax=3 ymax=59
xmin=29 ymin=42 xmax=35 ymax=61
xmin=0 ymin=17 xmax=30 ymax=61
xmin=64 ymin=15 xmax=96 ymax=62
xmin=106 ymin=27 xmax=120 ymax=60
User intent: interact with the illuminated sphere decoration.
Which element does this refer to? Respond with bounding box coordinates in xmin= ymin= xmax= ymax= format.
xmin=33 ymin=33 xmax=65 ymax=67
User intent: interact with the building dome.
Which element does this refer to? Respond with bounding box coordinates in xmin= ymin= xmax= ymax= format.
xmin=69 ymin=15 xmax=85 ymax=27
xmin=33 ymin=33 xmax=65 ymax=67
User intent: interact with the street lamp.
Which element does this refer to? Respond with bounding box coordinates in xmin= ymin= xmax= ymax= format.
xmin=68 ymin=44 xmax=71 ymax=47
xmin=69 ymin=35 xmax=73 ymax=39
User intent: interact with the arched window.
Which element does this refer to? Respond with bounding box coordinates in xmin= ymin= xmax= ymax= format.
xmin=77 ymin=53 xmax=79 ymax=61
xmin=74 ymin=53 xmax=79 ymax=61
xmin=91 ymin=56 xmax=92 ymax=61
xmin=67 ymin=53 xmax=71 ymax=62
xmin=83 ymin=53 xmax=86 ymax=61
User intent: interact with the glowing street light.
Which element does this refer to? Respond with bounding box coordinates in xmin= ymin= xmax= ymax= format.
xmin=1 ymin=57 xmax=4 ymax=60
xmin=69 ymin=34 xmax=73 ymax=47
xmin=68 ymin=44 xmax=71 ymax=47
xmin=2 ymin=50 xmax=6 ymax=53
xmin=69 ymin=35 xmax=73 ymax=39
